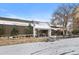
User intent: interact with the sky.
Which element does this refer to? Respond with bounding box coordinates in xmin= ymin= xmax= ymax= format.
xmin=0 ymin=3 xmax=62 ymax=22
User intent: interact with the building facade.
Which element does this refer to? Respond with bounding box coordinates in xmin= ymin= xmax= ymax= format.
xmin=73 ymin=6 xmax=79 ymax=30
xmin=0 ymin=17 xmax=63 ymax=37
xmin=0 ymin=17 xmax=32 ymax=36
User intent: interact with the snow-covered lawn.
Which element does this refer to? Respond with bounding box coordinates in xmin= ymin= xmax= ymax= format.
xmin=0 ymin=38 xmax=79 ymax=55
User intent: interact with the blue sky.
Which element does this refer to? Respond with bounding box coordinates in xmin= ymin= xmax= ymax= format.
xmin=0 ymin=3 xmax=61 ymax=22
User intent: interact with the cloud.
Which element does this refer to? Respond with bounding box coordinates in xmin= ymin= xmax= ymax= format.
xmin=0 ymin=8 xmax=27 ymax=20
xmin=6 ymin=14 xmax=50 ymax=22
xmin=0 ymin=8 xmax=50 ymax=22
xmin=5 ymin=13 xmax=26 ymax=19
xmin=27 ymin=18 xmax=50 ymax=22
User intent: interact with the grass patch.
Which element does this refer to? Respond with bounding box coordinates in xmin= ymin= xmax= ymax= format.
xmin=0 ymin=37 xmax=48 ymax=46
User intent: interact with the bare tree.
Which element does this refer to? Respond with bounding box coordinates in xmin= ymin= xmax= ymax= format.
xmin=51 ymin=4 xmax=77 ymax=36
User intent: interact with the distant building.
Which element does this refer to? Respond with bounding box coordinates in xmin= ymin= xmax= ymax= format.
xmin=0 ymin=16 xmax=65 ymax=37
xmin=73 ymin=6 xmax=79 ymax=30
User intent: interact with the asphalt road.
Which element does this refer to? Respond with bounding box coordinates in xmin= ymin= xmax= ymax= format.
xmin=0 ymin=38 xmax=79 ymax=55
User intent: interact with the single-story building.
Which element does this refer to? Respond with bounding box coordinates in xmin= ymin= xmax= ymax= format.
xmin=0 ymin=17 xmax=63 ymax=37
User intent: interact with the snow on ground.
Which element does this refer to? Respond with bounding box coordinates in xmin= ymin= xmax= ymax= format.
xmin=0 ymin=38 xmax=79 ymax=55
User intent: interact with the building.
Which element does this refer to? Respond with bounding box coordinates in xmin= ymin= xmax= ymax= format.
xmin=0 ymin=17 xmax=54 ymax=37
xmin=0 ymin=17 xmax=32 ymax=36
xmin=0 ymin=16 xmax=64 ymax=37
xmin=33 ymin=21 xmax=51 ymax=37
xmin=73 ymin=6 xmax=79 ymax=30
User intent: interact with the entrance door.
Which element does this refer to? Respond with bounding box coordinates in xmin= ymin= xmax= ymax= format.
xmin=36 ymin=29 xmax=48 ymax=37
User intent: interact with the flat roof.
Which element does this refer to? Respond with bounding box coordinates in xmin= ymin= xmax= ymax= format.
xmin=0 ymin=17 xmax=32 ymax=23
xmin=34 ymin=22 xmax=51 ymax=29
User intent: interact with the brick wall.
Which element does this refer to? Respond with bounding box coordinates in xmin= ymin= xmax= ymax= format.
xmin=0 ymin=24 xmax=27 ymax=36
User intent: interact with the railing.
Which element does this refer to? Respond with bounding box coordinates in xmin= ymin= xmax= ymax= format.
xmin=48 ymin=35 xmax=79 ymax=42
